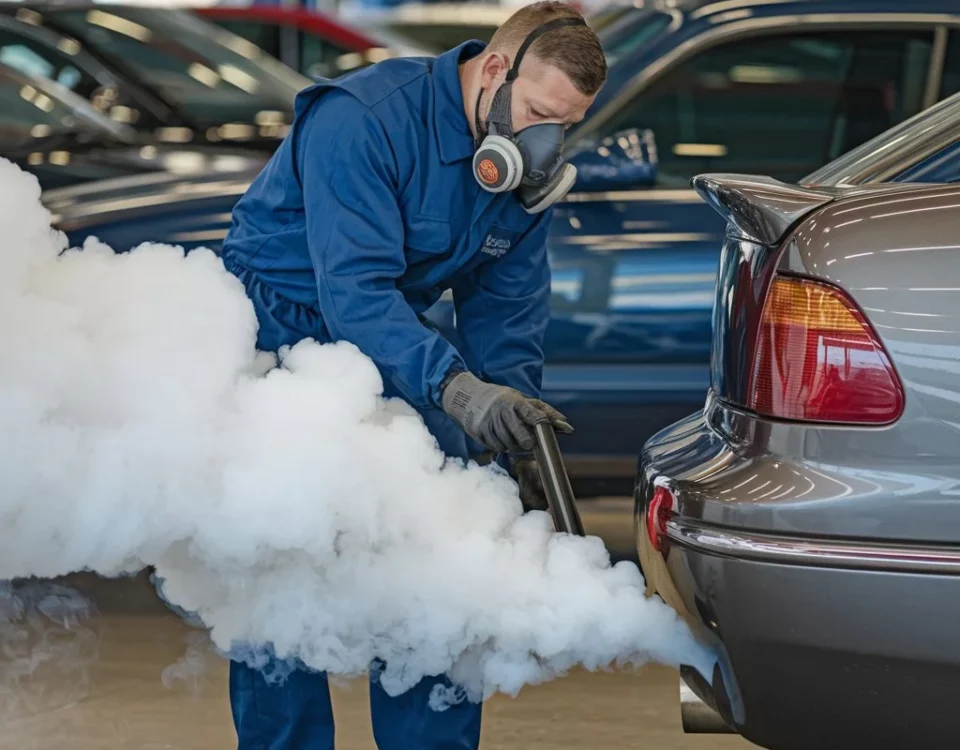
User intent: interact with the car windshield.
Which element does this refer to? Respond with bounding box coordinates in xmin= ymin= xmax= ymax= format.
xmin=588 ymin=4 xmax=639 ymax=34
xmin=600 ymin=8 xmax=673 ymax=66
xmin=42 ymin=8 xmax=312 ymax=129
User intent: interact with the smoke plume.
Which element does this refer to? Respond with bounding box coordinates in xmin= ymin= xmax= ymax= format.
xmin=0 ymin=159 xmax=713 ymax=700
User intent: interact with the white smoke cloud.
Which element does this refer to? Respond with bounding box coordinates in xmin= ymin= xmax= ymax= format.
xmin=0 ymin=158 xmax=714 ymax=700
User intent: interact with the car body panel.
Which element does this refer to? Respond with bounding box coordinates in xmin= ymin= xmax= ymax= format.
xmin=640 ymin=180 xmax=960 ymax=543
xmin=665 ymin=541 xmax=960 ymax=750
xmin=636 ymin=90 xmax=960 ymax=748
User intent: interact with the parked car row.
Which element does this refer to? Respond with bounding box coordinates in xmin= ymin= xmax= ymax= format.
xmin=0 ymin=57 xmax=269 ymax=189
xmin=6 ymin=0 xmax=960 ymax=498
xmin=0 ymin=3 xmax=311 ymax=154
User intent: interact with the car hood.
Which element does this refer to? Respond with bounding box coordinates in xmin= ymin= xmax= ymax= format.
xmin=44 ymin=164 xmax=259 ymax=232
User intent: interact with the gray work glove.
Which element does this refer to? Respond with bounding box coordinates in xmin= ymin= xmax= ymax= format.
xmin=441 ymin=371 xmax=573 ymax=454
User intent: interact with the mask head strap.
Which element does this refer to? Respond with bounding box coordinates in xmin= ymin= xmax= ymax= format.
xmin=506 ymin=16 xmax=587 ymax=83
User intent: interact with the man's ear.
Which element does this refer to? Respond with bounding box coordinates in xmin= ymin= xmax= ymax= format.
xmin=480 ymin=51 xmax=511 ymax=90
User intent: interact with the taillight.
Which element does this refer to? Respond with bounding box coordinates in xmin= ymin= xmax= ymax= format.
xmin=646 ymin=486 xmax=674 ymax=552
xmin=747 ymin=275 xmax=904 ymax=425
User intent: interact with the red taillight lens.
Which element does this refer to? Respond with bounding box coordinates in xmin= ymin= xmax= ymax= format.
xmin=748 ymin=276 xmax=904 ymax=424
xmin=646 ymin=486 xmax=674 ymax=552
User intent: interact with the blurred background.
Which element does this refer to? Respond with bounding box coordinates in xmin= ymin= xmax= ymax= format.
xmin=4 ymin=0 xmax=960 ymax=747
xmin=5 ymin=0 xmax=958 ymax=506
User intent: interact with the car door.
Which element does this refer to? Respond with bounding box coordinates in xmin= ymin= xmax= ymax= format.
xmin=548 ymin=25 xmax=937 ymax=487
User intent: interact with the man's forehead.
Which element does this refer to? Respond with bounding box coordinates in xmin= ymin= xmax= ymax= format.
xmin=521 ymin=63 xmax=590 ymax=110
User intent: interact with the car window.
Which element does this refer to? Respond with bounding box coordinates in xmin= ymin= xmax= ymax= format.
xmin=210 ymin=19 xmax=282 ymax=61
xmin=300 ymin=30 xmax=351 ymax=79
xmin=0 ymin=25 xmax=163 ymax=130
xmin=0 ymin=28 xmax=98 ymax=97
xmin=893 ymin=140 xmax=960 ymax=183
xmin=0 ymin=74 xmax=88 ymax=143
xmin=41 ymin=9 xmax=311 ymax=130
xmin=591 ymin=30 xmax=934 ymax=187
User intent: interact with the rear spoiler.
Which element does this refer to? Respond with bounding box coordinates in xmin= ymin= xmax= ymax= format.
xmin=692 ymin=174 xmax=834 ymax=246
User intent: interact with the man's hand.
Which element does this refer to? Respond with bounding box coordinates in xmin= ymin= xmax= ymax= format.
xmin=441 ymin=372 xmax=572 ymax=454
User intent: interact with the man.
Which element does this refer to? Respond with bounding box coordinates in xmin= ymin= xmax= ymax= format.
xmin=221 ymin=2 xmax=606 ymax=747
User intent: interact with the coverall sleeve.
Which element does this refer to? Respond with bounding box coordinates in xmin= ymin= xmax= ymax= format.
xmin=452 ymin=213 xmax=552 ymax=400
xmin=296 ymin=92 xmax=466 ymax=410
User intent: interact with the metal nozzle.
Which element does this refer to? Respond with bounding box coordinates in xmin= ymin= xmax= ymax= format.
xmin=532 ymin=422 xmax=585 ymax=536
xmin=680 ymin=673 xmax=735 ymax=734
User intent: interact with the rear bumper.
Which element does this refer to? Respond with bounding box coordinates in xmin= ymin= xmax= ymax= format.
xmin=636 ymin=400 xmax=960 ymax=750
xmin=665 ymin=515 xmax=960 ymax=574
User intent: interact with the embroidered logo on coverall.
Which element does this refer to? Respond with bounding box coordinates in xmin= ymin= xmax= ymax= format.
xmin=480 ymin=232 xmax=514 ymax=258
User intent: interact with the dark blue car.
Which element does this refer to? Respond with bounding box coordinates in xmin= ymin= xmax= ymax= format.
xmin=45 ymin=0 xmax=960 ymax=494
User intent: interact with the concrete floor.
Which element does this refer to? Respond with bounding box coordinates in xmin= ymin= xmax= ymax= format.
xmin=0 ymin=499 xmax=755 ymax=750
xmin=0 ymin=611 xmax=753 ymax=750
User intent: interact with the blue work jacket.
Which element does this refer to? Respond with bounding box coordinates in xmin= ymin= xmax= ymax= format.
xmin=221 ymin=41 xmax=552 ymax=414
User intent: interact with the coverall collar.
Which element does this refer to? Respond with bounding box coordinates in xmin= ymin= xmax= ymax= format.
xmin=433 ymin=40 xmax=486 ymax=165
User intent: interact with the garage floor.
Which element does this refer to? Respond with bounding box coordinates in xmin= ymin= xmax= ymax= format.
xmin=0 ymin=500 xmax=754 ymax=750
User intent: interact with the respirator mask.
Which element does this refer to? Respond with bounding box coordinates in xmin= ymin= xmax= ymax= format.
xmin=472 ymin=17 xmax=584 ymax=214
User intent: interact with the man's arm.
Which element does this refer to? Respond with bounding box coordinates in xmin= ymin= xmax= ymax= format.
xmin=451 ymin=214 xmax=552 ymax=399
xmin=297 ymin=91 xmax=466 ymax=410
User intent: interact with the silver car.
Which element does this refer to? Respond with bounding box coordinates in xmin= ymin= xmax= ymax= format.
xmin=636 ymin=91 xmax=960 ymax=749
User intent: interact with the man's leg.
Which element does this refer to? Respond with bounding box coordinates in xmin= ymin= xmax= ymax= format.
xmin=230 ymin=660 xmax=335 ymax=750
xmin=365 ymin=403 xmax=483 ymax=749
xmin=369 ymin=670 xmax=482 ymax=750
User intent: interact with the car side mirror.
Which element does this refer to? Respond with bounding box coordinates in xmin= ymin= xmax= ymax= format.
xmin=568 ymin=128 xmax=658 ymax=191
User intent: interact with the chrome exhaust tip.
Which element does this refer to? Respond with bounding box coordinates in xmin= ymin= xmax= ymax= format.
xmin=680 ymin=673 xmax=735 ymax=734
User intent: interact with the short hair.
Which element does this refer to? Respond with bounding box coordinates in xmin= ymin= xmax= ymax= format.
xmin=488 ymin=1 xmax=607 ymax=96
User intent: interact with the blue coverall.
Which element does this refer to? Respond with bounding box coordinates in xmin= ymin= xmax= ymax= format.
xmin=220 ymin=41 xmax=553 ymax=750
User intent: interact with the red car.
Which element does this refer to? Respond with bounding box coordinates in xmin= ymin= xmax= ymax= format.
xmin=196 ymin=5 xmax=427 ymax=79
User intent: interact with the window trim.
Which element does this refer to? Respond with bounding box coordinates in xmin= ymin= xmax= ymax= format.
xmin=573 ymin=12 xmax=958 ymax=150
xmin=279 ymin=23 xmax=298 ymax=71
xmin=924 ymin=25 xmax=950 ymax=108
